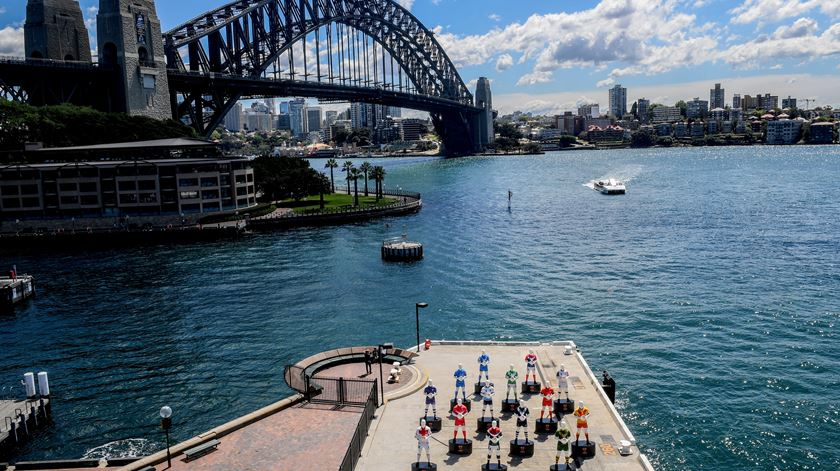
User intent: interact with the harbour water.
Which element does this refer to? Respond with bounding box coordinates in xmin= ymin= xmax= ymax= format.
xmin=1 ymin=146 xmax=839 ymax=470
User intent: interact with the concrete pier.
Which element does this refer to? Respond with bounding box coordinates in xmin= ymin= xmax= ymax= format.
xmin=0 ymin=398 xmax=51 ymax=460
xmin=0 ymin=276 xmax=35 ymax=308
xmin=356 ymin=340 xmax=653 ymax=471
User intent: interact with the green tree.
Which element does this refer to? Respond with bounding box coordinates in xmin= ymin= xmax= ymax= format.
xmin=522 ymin=142 xmax=542 ymax=154
xmin=324 ymin=158 xmax=338 ymax=193
xmin=631 ymin=129 xmax=656 ymax=148
xmin=253 ymin=156 xmax=327 ymax=202
xmin=341 ymin=160 xmax=354 ymax=195
xmin=350 ymin=167 xmax=361 ymax=206
xmin=359 ymin=161 xmax=373 ymax=196
xmin=372 ymin=165 xmax=386 ymax=200
xmin=494 ymin=121 xmax=523 ymax=139
xmin=494 ymin=136 xmax=519 ymax=152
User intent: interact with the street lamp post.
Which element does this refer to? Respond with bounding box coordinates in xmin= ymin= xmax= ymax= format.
xmin=160 ymin=406 xmax=172 ymax=468
xmin=415 ymin=302 xmax=429 ymax=352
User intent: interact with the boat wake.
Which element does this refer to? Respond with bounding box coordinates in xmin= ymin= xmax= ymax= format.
xmin=83 ymin=438 xmax=159 ymax=460
xmin=583 ymin=165 xmax=643 ymax=189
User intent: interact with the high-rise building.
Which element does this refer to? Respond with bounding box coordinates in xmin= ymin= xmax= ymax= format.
xmin=782 ymin=96 xmax=797 ymax=109
xmin=307 ymin=107 xmax=323 ymax=132
xmin=710 ymin=83 xmax=725 ymax=110
xmin=578 ymin=104 xmax=600 ymax=118
xmin=608 ymin=85 xmax=627 ymax=118
xmin=25 ymin=0 xmax=92 ymax=62
xmin=475 ymin=77 xmax=494 ymax=146
xmin=637 ymin=98 xmax=650 ymax=124
xmin=742 ymin=95 xmax=757 ymax=111
xmin=759 ymin=93 xmax=779 ymax=110
xmin=289 ymin=98 xmax=308 ymax=136
xmin=276 ymin=114 xmax=291 ymax=130
xmin=325 ymin=111 xmax=338 ymax=127
xmin=732 ymin=94 xmax=742 ymax=110
xmin=686 ymin=97 xmax=709 ymax=119
xmin=223 ymin=102 xmax=243 ymax=131
xmin=350 ymin=102 xmax=375 ymax=130
xmin=652 ymin=106 xmax=682 ymax=124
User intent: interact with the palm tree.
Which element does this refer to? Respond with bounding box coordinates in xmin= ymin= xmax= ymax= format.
xmin=341 ymin=160 xmax=354 ymax=195
xmin=350 ymin=168 xmax=361 ymax=206
xmin=324 ymin=159 xmax=338 ymax=193
xmin=372 ymin=166 xmax=386 ymax=201
xmin=359 ymin=161 xmax=373 ymax=197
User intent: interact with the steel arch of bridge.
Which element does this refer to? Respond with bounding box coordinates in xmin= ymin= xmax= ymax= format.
xmin=164 ymin=0 xmax=482 ymax=151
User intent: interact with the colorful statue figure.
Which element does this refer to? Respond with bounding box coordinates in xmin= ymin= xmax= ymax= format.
xmin=424 ymin=379 xmax=438 ymax=417
xmin=452 ymin=397 xmax=469 ymax=441
xmin=524 ymin=349 xmax=538 ymax=383
xmin=505 ymin=364 xmax=518 ymax=400
xmin=574 ymin=401 xmax=591 ymax=444
xmin=555 ymin=419 xmax=572 ymax=467
xmin=486 ymin=419 xmax=503 ymax=468
xmin=514 ymin=402 xmax=530 ymax=443
xmin=556 ymin=364 xmax=570 ymax=399
xmin=416 ymin=418 xmax=432 ymax=464
xmin=480 ymin=381 xmax=495 ymax=419
xmin=477 ymin=349 xmax=491 ymax=383
xmin=540 ymin=381 xmax=555 ymax=419
xmin=453 ymin=363 xmax=468 ymax=401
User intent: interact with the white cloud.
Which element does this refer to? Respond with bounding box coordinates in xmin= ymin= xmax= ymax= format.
xmin=397 ymin=0 xmax=414 ymax=10
xmin=495 ymin=53 xmax=513 ymax=71
xmin=489 ymin=13 xmax=501 ymax=22
xmin=596 ymin=77 xmax=616 ymax=88
xmin=719 ymin=20 xmax=840 ymax=66
xmin=0 ymin=26 xmax=24 ymax=57
xmin=434 ymin=0 xmax=719 ymax=87
xmin=773 ymin=17 xmax=818 ymax=38
xmin=516 ymin=70 xmax=553 ymax=86
xmin=431 ymin=0 xmax=442 ymax=4
xmin=729 ymin=0 xmax=840 ymax=25
xmin=770 ymin=63 xmax=784 ymax=69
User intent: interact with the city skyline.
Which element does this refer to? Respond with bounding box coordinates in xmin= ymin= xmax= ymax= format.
xmin=2 ymin=0 xmax=839 ymax=115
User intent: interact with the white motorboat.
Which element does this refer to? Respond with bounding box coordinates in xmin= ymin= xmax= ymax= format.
xmin=594 ymin=178 xmax=626 ymax=195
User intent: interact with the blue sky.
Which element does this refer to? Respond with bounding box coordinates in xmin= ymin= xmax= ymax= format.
xmin=2 ymin=0 xmax=839 ymax=113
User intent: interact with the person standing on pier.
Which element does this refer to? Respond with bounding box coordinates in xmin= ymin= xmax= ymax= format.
xmin=10 ymin=265 xmax=17 ymax=281
xmin=364 ymin=350 xmax=373 ymax=375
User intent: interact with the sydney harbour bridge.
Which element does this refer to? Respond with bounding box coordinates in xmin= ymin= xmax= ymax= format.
xmin=0 ymin=0 xmax=494 ymax=154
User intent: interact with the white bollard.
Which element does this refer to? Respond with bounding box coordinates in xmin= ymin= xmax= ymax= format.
xmin=24 ymin=372 xmax=36 ymax=398
xmin=38 ymin=372 xmax=50 ymax=397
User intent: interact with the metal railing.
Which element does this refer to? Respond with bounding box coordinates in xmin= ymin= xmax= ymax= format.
xmin=338 ymin=382 xmax=378 ymax=471
xmin=253 ymin=189 xmax=421 ymax=221
xmin=309 ymin=376 xmax=377 ymax=407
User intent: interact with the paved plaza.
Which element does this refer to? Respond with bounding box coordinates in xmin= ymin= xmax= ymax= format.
xmin=356 ymin=341 xmax=653 ymax=471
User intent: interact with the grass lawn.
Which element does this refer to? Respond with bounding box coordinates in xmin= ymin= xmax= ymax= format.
xmin=280 ymin=193 xmax=397 ymax=214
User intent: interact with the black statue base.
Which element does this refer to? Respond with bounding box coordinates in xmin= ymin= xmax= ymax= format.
xmin=554 ymin=398 xmax=575 ymax=417
xmin=423 ymin=416 xmax=442 ymax=432
xmin=501 ymin=398 xmax=519 ymax=412
xmin=474 ymin=381 xmax=488 ymax=395
xmin=509 ymin=438 xmax=535 ymax=457
xmin=535 ymin=417 xmax=558 ymax=434
xmin=450 ymin=398 xmax=471 ymax=412
xmin=521 ymin=381 xmax=541 ymax=394
xmin=481 ymin=464 xmax=508 ymax=471
xmin=448 ymin=438 xmax=473 ymax=455
xmin=411 ymin=462 xmax=437 ymax=471
xmin=550 ymin=463 xmax=574 ymax=471
xmin=571 ymin=439 xmax=596 ymax=459
xmin=477 ymin=416 xmax=495 ymax=432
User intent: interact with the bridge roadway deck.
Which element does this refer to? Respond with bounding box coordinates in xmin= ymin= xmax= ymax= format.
xmin=356 ymin=341 xmax=653 ymax=471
